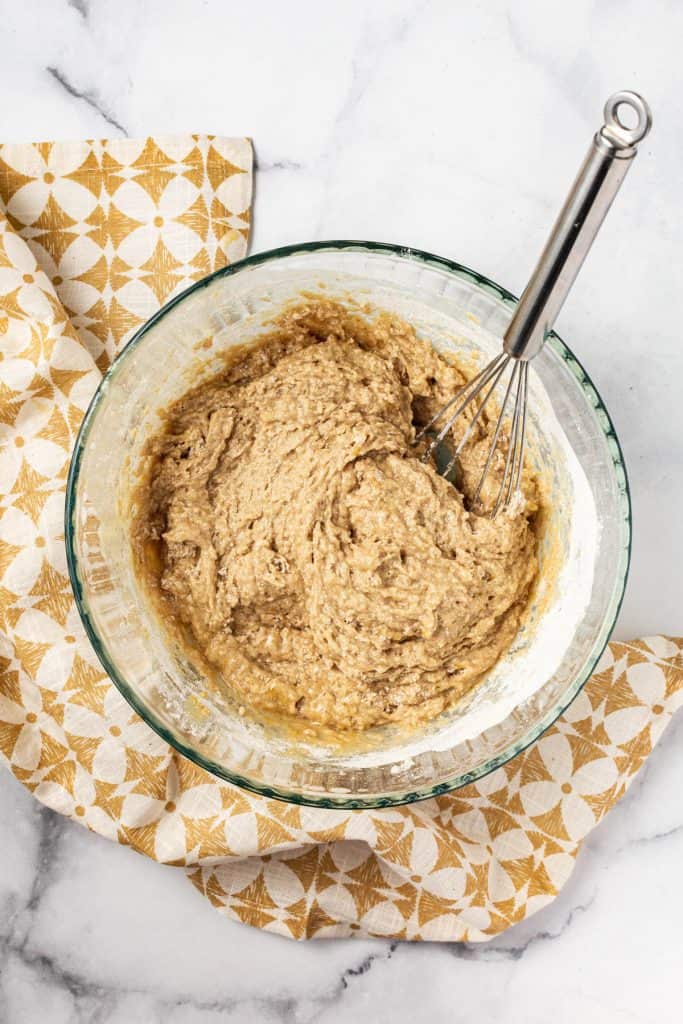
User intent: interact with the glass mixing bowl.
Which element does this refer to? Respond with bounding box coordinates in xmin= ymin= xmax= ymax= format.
xmin=65 ymin=242 xmax=630 ymax=808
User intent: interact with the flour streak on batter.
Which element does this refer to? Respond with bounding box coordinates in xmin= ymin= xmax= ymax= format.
xmin=134 ymin=301 xmax=540 ymax=732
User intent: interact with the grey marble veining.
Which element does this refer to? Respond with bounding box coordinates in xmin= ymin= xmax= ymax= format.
xmin=1 ymin=1 xmax=682 ymax=1021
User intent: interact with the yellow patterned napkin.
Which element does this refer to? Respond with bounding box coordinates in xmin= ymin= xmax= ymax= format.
xmin=0 ymin=136 xmax=681 ymax=942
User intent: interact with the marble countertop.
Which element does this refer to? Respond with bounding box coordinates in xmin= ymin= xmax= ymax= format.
xmin=1 ymin=1 xmax=682 ymax=1021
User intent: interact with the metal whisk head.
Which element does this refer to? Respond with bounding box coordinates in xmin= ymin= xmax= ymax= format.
xmin=414 ymin=355 xmax=529 ymax=518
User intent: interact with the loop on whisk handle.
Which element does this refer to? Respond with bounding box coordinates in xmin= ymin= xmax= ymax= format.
xmin=601 ymin=91 xmax=652 ymax=150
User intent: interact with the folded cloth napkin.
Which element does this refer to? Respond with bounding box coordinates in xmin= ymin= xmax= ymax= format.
xmin=0 ymin=135 xmax=681 ymax=942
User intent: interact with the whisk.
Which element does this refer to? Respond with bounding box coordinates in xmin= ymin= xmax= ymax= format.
xmin=416 ymin=90 xmax=652 ymax=516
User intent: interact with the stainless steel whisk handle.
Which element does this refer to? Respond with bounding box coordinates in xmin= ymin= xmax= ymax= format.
xmin=503 ymin=91 xmax=652 ymax=361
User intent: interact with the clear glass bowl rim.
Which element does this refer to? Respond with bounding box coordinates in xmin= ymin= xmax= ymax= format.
xmin=65 ymin=240 xmax=632 ymax=808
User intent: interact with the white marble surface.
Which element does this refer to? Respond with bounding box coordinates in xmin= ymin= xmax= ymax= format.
xmin=1 ymin=1 xmax=682 ymax=1021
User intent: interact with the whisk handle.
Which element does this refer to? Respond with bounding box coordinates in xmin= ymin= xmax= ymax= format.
xmin=503 ymin=91 xmax=652 ymax=361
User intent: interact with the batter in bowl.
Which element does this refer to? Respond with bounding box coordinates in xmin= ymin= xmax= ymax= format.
xmin=134 ymin=300 xmax=540 ymax=732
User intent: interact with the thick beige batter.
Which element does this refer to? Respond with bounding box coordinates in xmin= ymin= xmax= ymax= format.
xmin=135 ymin=300 xmax=539 ymax=732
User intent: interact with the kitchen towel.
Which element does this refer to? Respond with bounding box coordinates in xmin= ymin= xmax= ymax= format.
xmin=0 ymin=135 xmax=681 ymax=942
